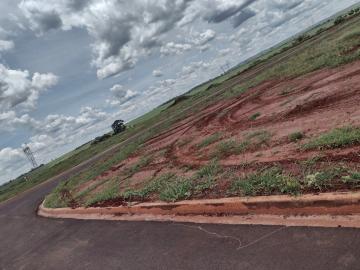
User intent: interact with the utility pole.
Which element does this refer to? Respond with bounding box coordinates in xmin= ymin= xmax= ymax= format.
xmin=23 ymin=145 xmax=38 ymax=169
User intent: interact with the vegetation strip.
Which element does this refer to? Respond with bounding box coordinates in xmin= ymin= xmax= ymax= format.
xmin=39 ymin=191 xmax=360 ymax=228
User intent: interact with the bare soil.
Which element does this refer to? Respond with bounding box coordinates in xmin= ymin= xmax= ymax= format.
xmin=77 ymin=61 xmax=360 ymax=206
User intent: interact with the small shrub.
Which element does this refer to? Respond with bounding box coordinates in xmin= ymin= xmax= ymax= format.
xmin=288 ymin=131 xmax=304 ymax=142
xmin=249 ymin=112 xmax=261 ymax=121
xmin=303 ymin=126 xmax=360 ymax=150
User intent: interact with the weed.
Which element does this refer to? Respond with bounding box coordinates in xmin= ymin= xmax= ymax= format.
xmin=122 ymin=173 xmax=176 ymax=200
xmin=249 ymin=112 xmax=261 ymax=120
xmin=342 ymin=172 xmax=360 ymax=186
xmin=197 ymin=133 xmax=222 ymax=148
xmin=177 ymin=137 xmax=193 ymax=147
xmin=196 ymin=159 xmax=222 ymax=179
xmin=84 ymin=180 xmax=119 ymax=206
xmin=126 ymin=155 xmax=153 ymax=176
xmin=288 ymin=131 xmax=304 ymax=142
xmin=212 ymin=139 xmax=249 ymax=158
xmin=159 ymin=178 xmax=192 ymax=202
xmin=304 ymin=167 xmax=347 ymax=191
xmin=230 ymin=167 xmax=301 ymax=196
xmin=303 ymin=126 xmax=360 ymax=150
xmin=193 ymin=160 xmax=222 ymax=193
xmin=280 ymin=87 xmax=294 ymax=96
xmin=246 ymin=130 xmax=272 ymax=146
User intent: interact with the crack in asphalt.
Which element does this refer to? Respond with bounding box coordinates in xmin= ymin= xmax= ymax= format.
xmin=173 ymin=223 xmax=286 ymax=251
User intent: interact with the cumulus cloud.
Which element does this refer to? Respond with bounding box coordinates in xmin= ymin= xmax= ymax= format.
xmin=192 ymin=29 xmax=216 ymax=45
xmin=202 ymin=0 xmax=258 ymax=23
xmin=17 ymin=1 xmax=242 ymax=77
xmin=0 ymin=40 xmax=14 ymax=52
xmin=19 ymin=0 xmax=194 ymax=78
xmin=160 ymin=42 xmax=192 ymax=56
xmin=107 ymin=84 xmax=138 ymax=106
xmin=0 ymin=64 xmax=58 ymax=132
xmin=232 ymin=8 xmax=256 ymax=27
xmin=0 ymin=147 xmax=27 ymax=183
xmin=152 ymin=69 xmax=163 ymax=77
xmin=0 ymin=64 xmax=58 ymax=112
xmin=0 ymin=105 xmax=111 ymax=184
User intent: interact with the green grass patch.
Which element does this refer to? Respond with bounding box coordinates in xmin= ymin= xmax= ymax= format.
xmin=304 ymin=167 xmax=347 ymax=191
xmin=230 ymin=167 xmax=301 ymax=196
xmin=342 ymin=172 xmax=360 ymax=187
xmin=159 ymin=178 xmax=192 ymax=202
xmin=197 ymin=133 xmax=222 ymax=148
xmin=303 ymin=126 xmax=360 ymax=150
xmin=246 ymin=130 xmax=272 ymax=146
xmin=288 ymin=131 xmax=304 ymax=142
xmin=249 ymin=112 xmax=261 ymax=120
xmin=212 ymin=139 xmax=249 ymax=158
xmin=126 ymin=155 xmax=153 ymax=176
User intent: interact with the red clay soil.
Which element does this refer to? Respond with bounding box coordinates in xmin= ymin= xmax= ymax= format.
xmin=77 ymin=61 xmax=360 ymax=205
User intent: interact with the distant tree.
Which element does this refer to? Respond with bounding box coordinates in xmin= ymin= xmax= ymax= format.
xmin=334 ymin=15 xmax=345 ymax=25
xmin=111 ymin=120 xmax=126 ymax=134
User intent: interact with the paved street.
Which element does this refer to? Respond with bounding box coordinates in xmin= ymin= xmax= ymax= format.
xmin=1 ymin=170 xmax=360 ymax=270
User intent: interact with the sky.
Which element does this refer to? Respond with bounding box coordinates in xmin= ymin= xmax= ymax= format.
xmin=0 ymin=0 xmax=359 ymax=185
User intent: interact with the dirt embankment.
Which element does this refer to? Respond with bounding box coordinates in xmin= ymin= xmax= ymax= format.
xmin=76 ymin=61 xmax=360 ymax=205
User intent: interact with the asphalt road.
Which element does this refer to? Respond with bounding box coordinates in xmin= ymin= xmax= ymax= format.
xmin=1 ymin=171 xmax=360 ymax=270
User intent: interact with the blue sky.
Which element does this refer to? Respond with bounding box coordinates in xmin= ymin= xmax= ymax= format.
xmin=0 ymin=0 xmax=359 ymax=185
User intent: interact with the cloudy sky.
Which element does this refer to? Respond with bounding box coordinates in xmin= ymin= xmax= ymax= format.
xmin=0 ymin=0 xmax=358 ymax=185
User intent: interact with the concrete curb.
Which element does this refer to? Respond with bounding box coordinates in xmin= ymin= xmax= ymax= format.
xmin=38 ymin=191 xmax=360 ymax=228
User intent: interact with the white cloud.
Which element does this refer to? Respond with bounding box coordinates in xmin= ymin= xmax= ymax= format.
xmin=107 ymin=84 xmax=138 ymax=106
xmin=0 ymin=64 xmax=58 ymax=112
xmin=152 ymin=69 xmax=163 ymax=77
xmin=191 ymin=29 xmax=216 ymax=45
xmin=160 ymin=42 xmax=192 ymax=56
xmin=0 ymin=147 xmax=27 ymax=184
xmin=19 ymin=0 xmax=194 ymax=78
xmin=0 ymin=40 xmax=14 ymax=52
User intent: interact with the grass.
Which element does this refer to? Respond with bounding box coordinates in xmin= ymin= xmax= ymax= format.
xmin=249 ymin=112 xmax=261 ymax=120
xmin=342 ymin=172 xmax=360 ymax=186
xmin=193 ymin=160 xmax=222 ymax=193
xmin=196 ymin=132 xmax=222 ymax=148
xmin=280 ymin=87 xmax=294 ymax=96
xmin=126 ymin=155 xmax=153 ymax=176
xmin=230 ymin=167 xmax=301 ymax=196
xmin=84 ymin=180 xmax=119 ymax=206
xmin=246 ymin=130 xmax=272 ymax=146
xmin=211 ymin=139 xmax=249 ymax=158
xmin=210 ymin=131 xmax=272 ymax=159
xmin=288 ymin=131 xmax=304 ymax=142
xmin=304 ymin=167 xmax=347 ymax=191
xmin=303 ymin=126 xmax=360 ymax=150
xmin=159 ymin=178 xmax=193 ymax=202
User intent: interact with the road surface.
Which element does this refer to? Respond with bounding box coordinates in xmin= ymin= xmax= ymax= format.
xmin=1 ymin=170 xmax=360 ymax=270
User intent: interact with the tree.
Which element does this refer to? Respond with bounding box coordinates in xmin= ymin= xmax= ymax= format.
xmin=111 ymin=119 xmax=126 ymax=134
